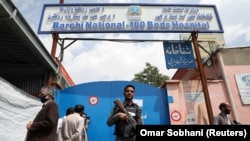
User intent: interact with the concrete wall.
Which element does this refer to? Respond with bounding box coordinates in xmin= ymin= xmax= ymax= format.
xmin=165 ymin=66 xmax=250 ymax=125
xmin=166 ymin=80 xmax=227 ymax=125
xmin=223 ymin=65 xmax=250 ymax=124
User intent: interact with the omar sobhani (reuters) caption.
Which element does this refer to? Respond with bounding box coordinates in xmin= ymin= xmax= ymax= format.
xmin=136 ymin=125 xmax=250 ymax=140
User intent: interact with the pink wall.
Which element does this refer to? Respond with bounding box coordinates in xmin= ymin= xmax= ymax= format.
xmin=166 ymin=75 xmax=250 ymax=125
xmin=224 ymin=65 xmax=250 ymax=124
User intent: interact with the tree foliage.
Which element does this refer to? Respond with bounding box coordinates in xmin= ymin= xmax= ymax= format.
xmin=132 ymin=62 xmax=170 ymax=87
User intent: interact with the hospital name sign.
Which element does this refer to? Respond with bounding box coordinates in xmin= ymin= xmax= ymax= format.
xmin=38 ymin=3 xmax=223 ymax=34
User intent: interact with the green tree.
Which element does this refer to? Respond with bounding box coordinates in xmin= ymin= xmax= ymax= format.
xmin=132 ymin=62 xmax=170 ymax=87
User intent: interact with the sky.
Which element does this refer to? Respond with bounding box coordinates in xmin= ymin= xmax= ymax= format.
xmin=12 ymin=0 xmax=250 ymax=85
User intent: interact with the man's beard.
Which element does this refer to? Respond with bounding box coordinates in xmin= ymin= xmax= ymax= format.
xmin=225 ymin=109 xmax=230 ymax=114
xmin=125 ymin=97 xmax=133 ymax=101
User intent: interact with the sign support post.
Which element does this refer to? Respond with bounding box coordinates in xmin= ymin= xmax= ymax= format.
xmin=191 ymin=31 xmax=214 ymax=124
xmin=50 ymin=0 xmax=64 ymax=59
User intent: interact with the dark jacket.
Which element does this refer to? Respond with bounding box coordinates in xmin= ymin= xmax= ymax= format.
xmin=25 ymin=101 xmax=59 ymax=141
xmin=107 ymin=101 xmax=143 ymax=138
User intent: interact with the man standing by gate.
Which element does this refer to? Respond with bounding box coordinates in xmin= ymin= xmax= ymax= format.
xmin=107 ymin=84 xmax=143 ymax=141
xmin=61 ymin=104 xmax=85 ymax=141
xmin=25 ymin=86 xmax=58 ymax=141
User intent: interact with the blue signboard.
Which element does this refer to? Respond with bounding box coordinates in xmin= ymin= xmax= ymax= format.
xmin=163 ymin=41 xmax=196 ymax=69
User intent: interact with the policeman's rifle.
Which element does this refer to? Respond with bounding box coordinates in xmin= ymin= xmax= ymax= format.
xmin=114 ymin=99 xmax=136 ymax=140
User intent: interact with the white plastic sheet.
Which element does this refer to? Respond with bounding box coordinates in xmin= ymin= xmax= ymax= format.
xmin=0 ymin=77 xmax=41 ymax=141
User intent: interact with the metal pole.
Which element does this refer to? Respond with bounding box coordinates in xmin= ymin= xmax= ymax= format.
xmin=191 ymin=31 xmax=214 ymax=124
xmin=50 ymin=0 xmax=64 ymax=58
xmin=51 ymin=32 xmax=58 ymax=58
xmin=48 ymin=0 xmax=64 ymax=86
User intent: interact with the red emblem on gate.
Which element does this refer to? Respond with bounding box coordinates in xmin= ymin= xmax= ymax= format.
xmin=89 ymin=96 xmax=98 ymax=105
xmin=171 ymin=110 xmax=181 ymax=121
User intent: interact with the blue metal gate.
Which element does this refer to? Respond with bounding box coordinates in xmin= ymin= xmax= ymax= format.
xmin=55 ymin=81 xmax=170 ymax=141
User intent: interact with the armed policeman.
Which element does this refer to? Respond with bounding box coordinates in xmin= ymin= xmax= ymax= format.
xmin=107 ymin=84 xmax=143 ymax=141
